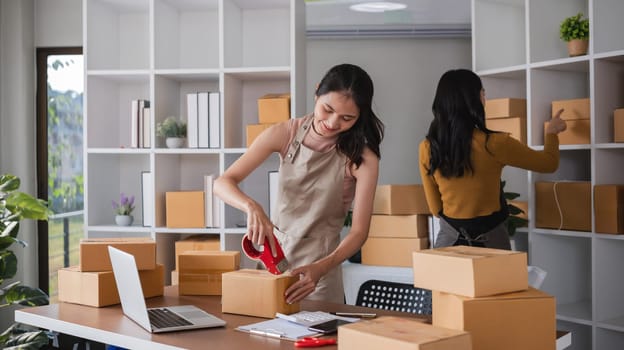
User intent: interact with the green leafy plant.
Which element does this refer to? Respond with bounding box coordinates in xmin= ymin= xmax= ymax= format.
xmin=559 ymin=12 xmax=589 ymax=42
xmin=0 ymin=174 xmax=52 ymax=349
xmin=156 ymin=116 xmax=187 ymax=138
xmin=502 ymin=181 xmax=528 ymax=237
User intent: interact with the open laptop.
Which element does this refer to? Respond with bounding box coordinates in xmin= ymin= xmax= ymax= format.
xmin=108 ymin=246 xmax=226 ymax=333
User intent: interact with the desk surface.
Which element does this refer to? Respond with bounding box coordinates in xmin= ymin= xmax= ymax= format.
xmin=14 ymin=286 xmax=425 ymax=350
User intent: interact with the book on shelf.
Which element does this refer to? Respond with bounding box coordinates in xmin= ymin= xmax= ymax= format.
xmin=187 ymin=93 xmax=199 ymax=148
xmin=141 ymin=171 xmax=153 ymax=227
xmin=131 ymin=99 xmax=140 ymax=148
xmin=198 ymin=92 xmax=210 ymax=148
xmin=130 ymin=99 xmax=150 ymax=148
xmin=204 ymin=174 xmax=215 ymax=228
xmin=209 ymin=92 xmax=220 ymax=148
xmin=142 ymin=106 xmax=151 ymax=148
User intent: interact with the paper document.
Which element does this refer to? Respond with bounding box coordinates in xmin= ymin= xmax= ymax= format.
xmin=237 ymin=318 xmax=320 ymax=341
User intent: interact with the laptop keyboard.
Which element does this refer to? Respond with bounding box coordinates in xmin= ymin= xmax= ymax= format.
xmin=148 ymin=308 xmax=192 ymax=329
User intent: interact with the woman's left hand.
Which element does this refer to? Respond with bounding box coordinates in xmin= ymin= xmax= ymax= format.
xmin=284 ymin=263 xmax=324 ymax=304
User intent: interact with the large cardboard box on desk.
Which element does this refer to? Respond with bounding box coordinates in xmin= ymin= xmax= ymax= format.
xmin=362 ymin=237 xmax=429 ymax=267
xmin=485 ymin=117 xmax=526 ymax=143
xmin=594 ymin=185 xmax=624 ymax=234
xmin=412 ymin=246 xmax=528 ymax=297
xmin=484 ymin=98 xmax=526 ymax=119
xmin=178 ymin=251 xmax=240 ymax=295
xmin=257 ymin=93 xmax=290 ymax=123
xmin=166 ymin=191 xmax=205 ymax=228
xmin=551 ymin=97 xmax=590 ymax=120
xmin=373 ymin=184 xmax=430 ymax=215
xmin=175 ymin=234 xmax=220 ymax=268
xmin=535 ymin=181 xmax=591 ymax=231
xmin=79 ymin=237 xmax=156 ymax=272
xmin=369 ymin=214 xmax=429 ymax=238
xmin=221 ymin=269 xmax=299 ymax=318
xmin=338 ymin=316 xmax=471 ymax=350
xmin=58 ymin=264 xmax=164 ymax=307
xmin=545 ymin=119 xmax=590 ymax=145
xmin=433 ymin=288 xmax=555 ymax=350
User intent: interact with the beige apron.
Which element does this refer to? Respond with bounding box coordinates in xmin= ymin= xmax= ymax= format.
xmin=273 ymin=115 xmax=347 ymax=303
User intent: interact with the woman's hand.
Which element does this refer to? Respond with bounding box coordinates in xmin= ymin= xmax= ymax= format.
xmin=546 ymin=108 xmax=567 ymax=134
xmin=245 ymin=201 xmax=277 ymax=256
xmin=284 ymin=263 xmax=325 ymax=304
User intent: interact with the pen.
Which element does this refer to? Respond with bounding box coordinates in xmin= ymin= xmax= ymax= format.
xmin=331 ymin=312 xmax=376 ymax=318
xmin=250 ymin=329 xmax=284 ymax=339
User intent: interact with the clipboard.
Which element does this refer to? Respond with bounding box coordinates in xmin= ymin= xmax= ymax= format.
xmin=236 ymin=318 xmax=321 ymax=341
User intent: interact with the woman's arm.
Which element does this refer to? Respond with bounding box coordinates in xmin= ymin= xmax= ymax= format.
xmin=284 ymin=147 xmax=379 ymax=304
xmin=418 ymin=140 xmax=442 ymax=216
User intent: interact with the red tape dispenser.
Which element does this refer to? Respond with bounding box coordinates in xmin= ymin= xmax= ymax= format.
xmin=241 ymin=234 xmax=289 ymax=275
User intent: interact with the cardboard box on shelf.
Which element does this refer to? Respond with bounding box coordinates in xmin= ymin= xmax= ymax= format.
xmin=338 ymin=316 xmax=471 ymax=350
xmin=175 ymin=235 xmax=220 ymax=268
xmin=484 ymin=98 xmax=526 ymax=119
xmin=369 ymin=214 xmax=429 ymax=238
xmin=535 ymin=181 xmax=591 ymax=232
xmin=551 ymin=97 xmax=590 ymax=120
xmin=79 ymin=237 xmax=156 ymax=272
xmin=373 ymin=184 xmax=430 ymax=215
xmin=257 ymin=93 xmax=290 ymax=124
xmin=594 ymin=185 xmax=624 ymax=234
xmin=545 ymin=119 xmax=590 ymax=145
xmin=178 ymin=251 xmax=240 ymax=296
xmin=246 ymin=123 xmax=274 ymax=147
xmin=221 ymin=269 xmax=299 ymax=318
xmin=58 ymin=264 xmax=164 ymax=307
xmin=433 ymin=288 xmax=555 ymax=350
xmin=165 ymin=191 xmax=205 ymax=228
xmin=362 ymin=237 xmax=429 ymax=267
xmin=412 ymin=246 xmax=528 ymax=298
xmin=485 ymin=117 xmax=526 ymax=144
xmin=614 ymin=108 xmax=624 ymax=142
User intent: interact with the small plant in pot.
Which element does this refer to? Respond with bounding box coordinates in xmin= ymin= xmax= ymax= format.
xmin=156 ymin=116 xmax=187 ymax=148
xmin=559 ymin=12 xmax=589 ymax=57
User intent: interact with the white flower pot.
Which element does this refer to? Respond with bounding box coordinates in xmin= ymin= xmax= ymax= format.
xmin=166 ymin=137 xmax=185 ymax=148
xmin=115 ymin=215 xmax=133 ymax=226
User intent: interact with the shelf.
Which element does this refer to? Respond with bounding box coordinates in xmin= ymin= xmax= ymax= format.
xmin=593 ymin=1 xmax=624 ymax=55
xmin=86 ymin=225 xmax=152 ymax=234
xmin=532 ymin=229 xmax=592 ymax=239
xmin=557 ymin=300 xmax=593 ymax=324
xmin=597 ymin=317 xmax=624 ymax=333
xmin=595 ymin=327 xmax=624 ymax=350
xmin=476 ymin=64 xmax=527 ymax=78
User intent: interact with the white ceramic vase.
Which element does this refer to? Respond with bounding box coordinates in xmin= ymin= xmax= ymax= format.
xmin=166 ymin=137 xmax=185 ymax=148
xmin=115 ymin=215 xmax=133 ymax=226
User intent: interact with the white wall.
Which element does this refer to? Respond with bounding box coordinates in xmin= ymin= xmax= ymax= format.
xmin=306 ymin=37 xmax=472 ymax=184
xmin=35 ymin=0 xmax=81 ymax=47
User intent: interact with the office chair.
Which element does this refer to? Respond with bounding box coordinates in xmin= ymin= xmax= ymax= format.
xmin=355 ymin=279 xmax=432 ymax=315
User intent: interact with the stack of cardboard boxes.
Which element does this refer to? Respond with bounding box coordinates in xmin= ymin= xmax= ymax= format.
xmin=246 ymin=93 xmax=291 ymax=147
xmin=413 ymin=246 xmax=556 ymax=350
xmin=58 ymin=237 xmax=163 ymax=307
xmin=550 ymin=98 xmax=590 ymax=145
xmin=362 ymin=184 xmax=431 ymax=267
xmin=484 ymin=98 xmax=527 ymax=143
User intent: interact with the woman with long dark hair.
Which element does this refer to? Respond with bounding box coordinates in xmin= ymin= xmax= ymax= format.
xmin=419 ymin=69 xmax=566 ymax=249
xmin=215 ymin=63 xmax=384 ymax=303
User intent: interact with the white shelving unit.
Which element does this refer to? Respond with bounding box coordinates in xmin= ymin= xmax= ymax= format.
xmin=83 ymin=0 xmax=306 ymax=283
xmin=473 ymin=0 xmax=624 ymax=349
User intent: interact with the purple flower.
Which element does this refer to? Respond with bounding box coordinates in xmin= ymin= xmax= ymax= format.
xmin=112 ymin=193 xmax=135 ymax=216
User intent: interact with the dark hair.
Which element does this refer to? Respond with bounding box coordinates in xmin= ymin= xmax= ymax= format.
xmin=426 ymin=69 xmax=493 ymax=178
xmin=315 ymin=63 xmax=385 ymax=167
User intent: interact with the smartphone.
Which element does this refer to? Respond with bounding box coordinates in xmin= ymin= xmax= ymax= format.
xmin=307 ymin=319 xmax=351 ymax=334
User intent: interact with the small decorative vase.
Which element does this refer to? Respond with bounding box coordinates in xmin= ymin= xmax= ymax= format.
xmin=567 ymin=39 xmax=588 ymax=57
xmin=115 ymin=215 xmax=133 ymax=226
xmin=166 ymin=137 xmax=185 ymax=148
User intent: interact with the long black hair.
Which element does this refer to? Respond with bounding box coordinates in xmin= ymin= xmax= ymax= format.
xmin=315 ymin=64 xmax=385 ymax=167
xmin=426 ymin=69 xmax=492 ymax=178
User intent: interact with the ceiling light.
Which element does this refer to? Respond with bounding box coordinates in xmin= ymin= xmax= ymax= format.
xmin=350 ymin=2 xmax=407 ymax=13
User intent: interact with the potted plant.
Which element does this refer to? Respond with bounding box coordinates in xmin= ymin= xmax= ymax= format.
xmin=156 ymin=116 xmax=187 ymax=148
xmin=112 ymin=193 xmax=135 ymax=226
xmin=559 ymin=12 xmax=589 ymax=57
xmin=0 ymin=173 xmax=51 ymax=349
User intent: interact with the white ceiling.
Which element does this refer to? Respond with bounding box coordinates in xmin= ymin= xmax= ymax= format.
xmin=305 ymin=0 xmax=471 ymax=37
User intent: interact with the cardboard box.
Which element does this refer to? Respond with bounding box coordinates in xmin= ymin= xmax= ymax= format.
xmin=551 ymin=97 xmax=590 ymax=120
xmin=338 ymin=316 xmax=471 ymax=350
xmin=373 ymin=184 xmax=430 ymax=215
xmin=257 ymin=93 xmax=290 ymax=124
xmin=412 ymin=246 xmax=528 ymax=297
xmin=175 ymin=234 xmax=220 ymax=268
xmin=594 ymin=185 xmax=624 ymax=234
xmin=79 ymin=238 xmax=156 ymax=272
xmin=246 ymin=123 xmax=274 ymax=147
xmin=222 ymin=269 xmax=299 ymax=318
xmin=178 ymin=251 xmax=240 ymax=295
xmin=362 ymin=237 xmax=429 ymax=267
xmin=535 ymin=181 xmax=591 ymax=231
xmin=165 ymin=191 xmax=205 ymax=228
xmin=545 ymin=119 xmax=590 ymax=145
xmin=485 ymin=117 xmax=526 ymax=144
xmin=369 ymin=214 xmax=429 ymax=238
xmin=58 ymin=264 xmax=164 ymax=307
xmin=508 ymin=200 xmax=528 ymax=220
xmin=614 ymin=108 xmax=624 ymax=142
xmin=433 ymin=288 xmax=555 ymax=350
xmin=484 ymin=98 xmax=526 ymax=119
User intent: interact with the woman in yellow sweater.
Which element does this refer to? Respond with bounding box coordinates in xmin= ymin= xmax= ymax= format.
xmin=419 ymin=69 xmax=567 ymax=249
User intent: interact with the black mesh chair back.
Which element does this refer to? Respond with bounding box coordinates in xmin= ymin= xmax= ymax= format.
xmin=355 ymin=279 xmax=432 ymax=315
